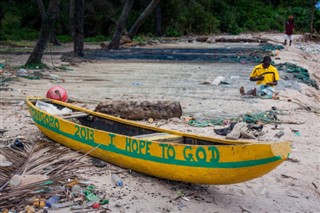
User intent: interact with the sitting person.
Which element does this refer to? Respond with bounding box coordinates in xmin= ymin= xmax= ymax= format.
xmin=240 ymin=56 xmax=279 ymax=97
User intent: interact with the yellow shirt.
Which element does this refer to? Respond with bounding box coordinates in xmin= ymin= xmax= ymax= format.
xmin=250 ymin=64 xmax=280 ymax=86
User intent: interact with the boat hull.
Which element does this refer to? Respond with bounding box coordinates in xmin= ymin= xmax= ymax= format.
xmin=27 ymin=97 xmax=291 ymax=185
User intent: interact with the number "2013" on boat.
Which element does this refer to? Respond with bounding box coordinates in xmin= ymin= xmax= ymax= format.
xmin=74 ymin=125 xmax=94 ymax=141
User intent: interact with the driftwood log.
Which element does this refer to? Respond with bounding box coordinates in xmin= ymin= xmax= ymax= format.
xmin=95 ymin=100 xmax=182 ymax=120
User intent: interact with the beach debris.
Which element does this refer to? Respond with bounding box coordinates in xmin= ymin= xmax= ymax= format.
xmin=212 ymin=76 xmax=225 ymax=85
xmin=239 ymin=205 xmax=252 ymax=213
xmin=286 ymin=158 xmax=300 ymax=163
xmin=240 ymin=128 xmax=257 ymax=139
xmin=45 ymin=196 xmax=60 ymax=208
xmin=214 ymin=122 xmax=237 ymax=136
xmin=291 ymin=129 xmax=301 ymax=136
xmin=33 ymin=198 xmax=46 ymax=208
xmin=10 ymin=138 xmax=25 ymax=150
xmin=91 ymin=157 xmax=108 ymax=168
xmin=281 ymin=174 xmax=297 ymax=180
xmin=0 ymin=139 xmax=91 ymax=211
xmin=9 ymin=174 xmax=48 ymax=188
xmin=225 ymin=122 xmax=247 ymax=140
xmin=312 ymin=182 xmax=318 ymax=189
xmin=25 ymin=205 xmax=36 ymax=213
xmin=35 ymin=100 xmax=72 ymax=115
xmin=274 ymin=131 xmax=285 ymax=138
xmin=111 ymin=174 xmax=123 ymax=187
xmin=190 ymin=108 xmax=281 ymax=127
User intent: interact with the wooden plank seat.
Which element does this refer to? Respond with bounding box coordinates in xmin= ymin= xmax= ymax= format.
xmin=134 ymin=132 xmax=183 ymax=143
xmin=58 ymin=112 xmax=89 ymax=119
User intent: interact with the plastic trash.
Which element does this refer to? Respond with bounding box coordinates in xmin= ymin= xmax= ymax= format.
xmin=11 ymin=138 xmax=24 ymax=150
xmin=230 ymin=76 xmax=240 ymax=79
xmin=83 ymin=185 xmax=99 ymax=202
xmin=71 ymin=184 xmax=82 ymax=195
xmin=111 ymin=174 xmax=123 ymax=187
xmin=45 ymin=196 xmax=60 ymax=208
xmin=33 ymin=198 xmax=46 ymax=208
xmin=274 ymin=131 xmax=284 ymax=138
xmin=36 ymin=100 xmax=72 ymax=115
xmin=17 ymin=68 xmax=28 ymax=77
xmin=51 ymin=201 xmax=75 ymax=209
xmin=85 ymin=192 xmax=99 ymax=202
xmin=92 ymin=203 xmax=100 ymax=209
xmin=99 ymin=199 xmax=109 ymax=205
xmin=212 ymin=76 xmax=225 ymax=85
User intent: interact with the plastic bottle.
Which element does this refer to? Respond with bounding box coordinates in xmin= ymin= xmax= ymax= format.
xmin=45 ymin=196 xmax=60 ymax=208
xmin=71 ymin=184 xmax=82 ymax=195
xmin=111 ymin=174 xmax=123 ymax=187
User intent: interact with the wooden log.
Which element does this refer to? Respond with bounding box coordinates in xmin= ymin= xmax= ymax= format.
xmin=95 ymin=100 xmax=182 ymax=120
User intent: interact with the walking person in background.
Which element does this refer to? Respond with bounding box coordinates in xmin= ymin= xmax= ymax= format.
xmin=240 ymin=56 xmax=280 ymax=97
xmin=284 ymin=15 xmax=294 ymax=46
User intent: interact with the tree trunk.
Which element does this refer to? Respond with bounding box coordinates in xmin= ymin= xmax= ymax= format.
xmin=107 ymin=0 xmax=135 ymax=50
xmin=155 ymin=2 xmax=162 ymax=36
xmin=69 ymin=0 xmax=75 ymax=34
xmin=36 ymin=0 xmax=61 ymax=46
xmin=310 ymin=0 xmax=316 ymax=32
xmin=73 ymin=0 xmax=84 ymax=56
xmin=95 ymin=100 xmax=182 ymax=120
xmin=127 ymin=0 xmax=160 ymax=39
xmin=35 ymin=0 xmax=46 ymax=19
xmin=25 ymin=0 xmax=60 ymax=65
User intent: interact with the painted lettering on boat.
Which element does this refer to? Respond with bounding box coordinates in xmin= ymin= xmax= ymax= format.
xmin=125 ymin=138 xmax=152 ymax=156
xmin=29 ymin=107 xmax=60 ymax=130
xmin=183 ymin=146 xmax=220 ymax=163
xmin=123 ymin=135 xmax=220 ymax=163
xmin=30 ymin=105 xmax=222 ymax=165
xmin=159 ymin=144 xmax=176 ymax=159
xmin=74 ymin=125 xmax=94 ymax=142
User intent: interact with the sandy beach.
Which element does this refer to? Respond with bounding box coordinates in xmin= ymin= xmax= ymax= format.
xmin=0 ymin=33 xmax=319 ymax=212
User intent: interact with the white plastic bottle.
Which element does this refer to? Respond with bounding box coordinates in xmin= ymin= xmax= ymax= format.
xmin=111 ymin=174 xmax=123 ymax=187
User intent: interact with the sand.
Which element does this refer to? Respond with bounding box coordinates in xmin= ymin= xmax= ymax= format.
xmin=0 ymin=33 xmax=319 ymax=212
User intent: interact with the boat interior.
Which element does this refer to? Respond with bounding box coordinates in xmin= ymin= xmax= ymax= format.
xmin=31 ymin=99 xmax=230 ymax=146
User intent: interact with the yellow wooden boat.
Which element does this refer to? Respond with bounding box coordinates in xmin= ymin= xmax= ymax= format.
xmin=26 ymin=96 xmax=291 ymax=185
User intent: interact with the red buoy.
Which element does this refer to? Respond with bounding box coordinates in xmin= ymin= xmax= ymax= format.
xmin=46 ymin=86 xmax=68 ymax=102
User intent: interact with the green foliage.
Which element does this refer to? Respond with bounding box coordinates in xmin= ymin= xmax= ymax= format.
xmin=56 ymin=35 xmax=72 ymax=43
xmin=2 ymin=28 xmax=39 ymax=41
xmin=84 ymin=35 xmax=111 ymax=42
xmin=0 ymin=0 xmax=318 ymax=42
xmin=0 ymin=31 xmax=7 ymax=40
xmin=165 ymin=26 xmax=181 ymax=37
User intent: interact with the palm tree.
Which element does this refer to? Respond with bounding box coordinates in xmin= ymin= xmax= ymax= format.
xmin=127 ymin=0 xmax=160 ymax=39
xmin=25 ymin=0 xmax=60 ymax=65
xmin=71 ymin=0 xmax=84 ymax=56
xmin=107 ymin=0 xmax=135 ymax=50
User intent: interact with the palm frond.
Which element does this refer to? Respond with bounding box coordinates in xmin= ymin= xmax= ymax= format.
xmin=0 ymin=139 xmax=90 ymax=210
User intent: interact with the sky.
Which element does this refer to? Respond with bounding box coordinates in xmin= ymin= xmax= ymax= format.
xmin=317 ymin=1 xmax=320 ymax=9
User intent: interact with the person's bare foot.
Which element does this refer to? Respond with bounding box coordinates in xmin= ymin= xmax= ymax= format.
xmin=240 ymin=87 xmax=245 ymax=96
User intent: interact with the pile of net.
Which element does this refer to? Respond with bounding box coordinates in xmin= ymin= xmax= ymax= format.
xmin=276 ymin=62 xmax=318 ymax=89
xmin=188 ymin=110 xmax=279 ymax=127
